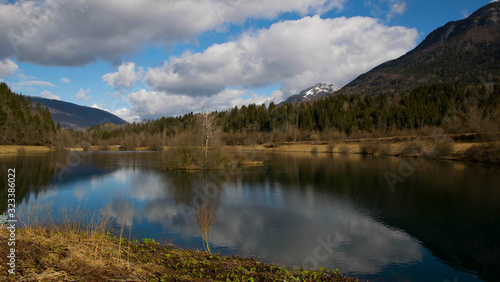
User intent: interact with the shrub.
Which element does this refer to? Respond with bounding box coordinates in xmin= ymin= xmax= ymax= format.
xmin=398 ymin=140 xmax=424 ymax=156
xmin=326 ymin=143 xmax=335 ymax=153
xmin=147 ymin=135 xmax=164 ymax=151
xmin=359 ymin=141 xmax=379 ymax=155
xmin=339 ymin=145 xmax=350 ymax=154
xmin=378 ymin=143 xmax=392 ymax=155
xmin=310 ymin=134 xmax=321 ymax=141
xmin=311 ymin=147 xmax=319 ymax=154
xmin=431 ymin=137 xmax=455 ymax=157
xmin=121 ymin=138 xmax=137 ymax=151
xmin=100 ymin=145 xmax=111 ymax=151
xmin=165 ymin=132 xmax=198 ymax=169
xmin=464 ymin=143 xmax=500 ymax=164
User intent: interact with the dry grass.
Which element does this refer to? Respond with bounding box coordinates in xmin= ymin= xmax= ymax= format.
xmin=0 ymin=203 xmax=129 ymax=281
xmin=238 ymin=160 xmax=264 ymax=166
xmin=232 ymin=140 xmax=497 ymax=163
xmin=237 ymin=143 xmax=362 ymax=154
xmin=0 ymin=146 xmax=51 ymax=154
xmin=0 ymin=203 xmax=357 ymax=281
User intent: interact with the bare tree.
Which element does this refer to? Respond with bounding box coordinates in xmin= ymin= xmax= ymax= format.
xmin=198 ymin=105 xmax=219 ymax=165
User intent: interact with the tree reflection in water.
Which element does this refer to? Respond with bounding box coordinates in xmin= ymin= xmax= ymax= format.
xmin=168 ymin=171 xmax=227 ymax=253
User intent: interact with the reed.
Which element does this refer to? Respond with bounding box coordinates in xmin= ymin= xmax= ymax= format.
xmin=0 ymin=202 xmax=357 ymax=281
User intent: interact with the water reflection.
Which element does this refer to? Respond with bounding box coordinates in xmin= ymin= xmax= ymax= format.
xmin=5 ymin=152 xmax=499 ymax=281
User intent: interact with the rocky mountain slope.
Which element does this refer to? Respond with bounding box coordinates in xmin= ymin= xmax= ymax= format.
xmin=339 ymin=1 xmax=500 ymax=96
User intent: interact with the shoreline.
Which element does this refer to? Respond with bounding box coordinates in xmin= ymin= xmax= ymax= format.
xmin=0 ymin=227 xmax=357 ymax=281
xmin=0 ymin=146 xmax=51 ymax=154
xmin=1 ymin=140 xmax=498 ymax=165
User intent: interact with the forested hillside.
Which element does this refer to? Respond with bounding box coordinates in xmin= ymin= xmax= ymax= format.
xmin=30 ymin=97 xmax=126 ymax=130
xmin=339 ymin=1 xmax=500 ymax=96
xmin=0 ymin=82 xmax=56 ymax=145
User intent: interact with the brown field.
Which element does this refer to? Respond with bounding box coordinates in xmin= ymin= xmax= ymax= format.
xmin=0 ymin=146 xmax=51 ymax=154
xmin=234 ymin=142 xmax=477 ymax=155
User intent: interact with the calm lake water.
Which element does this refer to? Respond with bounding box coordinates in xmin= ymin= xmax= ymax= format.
xmin=1 ymin=151 xmax=499 ymax=281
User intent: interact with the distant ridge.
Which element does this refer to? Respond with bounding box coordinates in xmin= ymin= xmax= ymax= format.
xmin=30 ymin=97 xmax=126 ymax=130
xmin=281 ymin=83 xmax=339 ymax=104
xmin=339 ymin=1 xmax=500 ymax=96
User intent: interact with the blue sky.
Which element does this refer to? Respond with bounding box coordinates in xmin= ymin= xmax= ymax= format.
xmin=0 ymin=0 xmax=496 ymax=122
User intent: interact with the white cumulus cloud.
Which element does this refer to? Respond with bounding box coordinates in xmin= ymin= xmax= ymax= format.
xmin=60 ymin=77 xmax=70 ymax=83
xmin=102 ymin=62 xmax=143 ymax=89
xmin=40 ymin=90 xmax=60 ymax=100
xmin=112 ymin=108 xmax=141 ymax=123
xmin=75 ymin=88 xmax=91 ymax=101
xmin=0 ymin=0 xmax=345 ymax=66
xmin=123 ymin=88 xmax=284 ymax=120
xmin=145 ymin=16 xmax=418 ymax=98
xmin=0 ymin=59 xmax=18 ymax=77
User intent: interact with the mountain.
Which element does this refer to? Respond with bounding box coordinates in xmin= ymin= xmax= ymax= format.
xmin=339 ymin=2 xmax=500 ymax=96
xmin=29 ymin=97 xmax=126 ymax=130
xmin=281 ymin=83 xmax=340 ymax=104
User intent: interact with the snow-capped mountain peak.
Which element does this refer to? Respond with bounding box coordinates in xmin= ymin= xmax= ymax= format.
xmin=281 ymin=83 xmax=339 ymax=104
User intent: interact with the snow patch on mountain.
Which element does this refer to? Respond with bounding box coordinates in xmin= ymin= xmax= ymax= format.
xmin=281 ymin=83 xmax=339 ymax=104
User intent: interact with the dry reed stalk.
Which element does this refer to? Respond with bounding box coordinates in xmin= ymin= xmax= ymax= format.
xmin=118 ymin=202 xmax=129 ymax=261
xmin=94 ymin=204 xmax=111 ymax=260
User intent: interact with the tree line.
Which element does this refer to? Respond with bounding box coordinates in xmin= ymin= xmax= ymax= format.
xmin=0 ymin=82 xmax=57 ymax=146
xmin=1 ymin=80 xmax=499 ymax=148
xmin=87 ymin=82 xmax=499 ymax=147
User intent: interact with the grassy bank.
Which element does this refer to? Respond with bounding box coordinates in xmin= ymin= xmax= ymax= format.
xmin=4 ymin=138 xmax=499 ymax=165
xmin=235 ymin=140 xmax=500 ymax=164
xmin=0 ymin=145 xmax=51 ymax=154
xmin=0 ymin=218 xmax=356 ymax=281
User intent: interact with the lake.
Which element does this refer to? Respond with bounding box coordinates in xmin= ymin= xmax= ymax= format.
xmin=1 ymin=151 xmax=499 ymax=281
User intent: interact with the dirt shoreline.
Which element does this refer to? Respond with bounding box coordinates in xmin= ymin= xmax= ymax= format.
xmin=0 ymin=227 xmax=357 ymax=281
